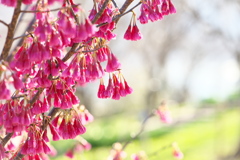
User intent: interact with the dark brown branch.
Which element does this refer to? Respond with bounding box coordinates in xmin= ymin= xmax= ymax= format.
xmin=62 ymin=43 xmax=79 ymax=62
xmin=0 ymin=20 xmax=8 ymax=27
xmin=119 ymin=0 xmax=134 ymax=14
xmin=0 ymin=1 xmax=24 ymax=148
xmin=11 ymin=94 xmax=27 ymax=100
xmin=91 ymin=0 xmax=111 ymax=24
xmin=0 ymin=0 xmax=22 ymax=61
xmin=15 ymin=5 xmax=29 ymax=32
xmin=42 ymin=108 xmax=61 ymax=130
xmin=1 ymin=133 xmax=13 ymax=146
xmin=29 ymin=88 xmax=44 ymax=106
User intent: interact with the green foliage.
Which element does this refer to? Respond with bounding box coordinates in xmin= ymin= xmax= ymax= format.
xmin=52 ymin=108 xmax=240 ymax=160
xmin=200 ymin=98 xmax=219 ymax=105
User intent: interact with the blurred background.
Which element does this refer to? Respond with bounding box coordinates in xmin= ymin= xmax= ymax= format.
xmin=1 ymin=0 xmax=240 ymax=159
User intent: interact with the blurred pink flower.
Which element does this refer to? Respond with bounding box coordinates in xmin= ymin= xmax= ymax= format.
xmin=156 ymin=101 xmax=172 ymax=124
xmin=172 ymin=142 xmax=184 ymax=159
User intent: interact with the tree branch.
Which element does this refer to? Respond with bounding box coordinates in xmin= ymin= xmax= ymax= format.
xmin=114 ymin=2 xmax=141 ymax=21
xmin=119 ymin=0 xmax=135 ymax=14
xmin=1 ymin=133 xmax=13 ymax=146
xmin=97 ymin=1 xmax=141 ymax=27
xmin=62 ymin=43 xmax=79 ymax=62
xmin=111 ymin=0 xmax=118 ymax=8
xmin=1 ymin=88 xmax=45 ymax=148
xmin=91 ymin=0 xmax=111 ymax=24
xmin=0 ymin=0 xmax=22 ymax=61
xmin=0 ymin=20 xmax=8 ymax=27
xmin=29 ymin=88 xmax=44 ymax=106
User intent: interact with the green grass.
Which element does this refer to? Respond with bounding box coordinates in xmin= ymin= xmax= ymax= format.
xmin=51 ymin=108 xmax=240 ymax=160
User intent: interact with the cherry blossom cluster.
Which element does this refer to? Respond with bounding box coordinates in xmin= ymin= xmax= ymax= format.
xmin=124 ymin=13 xmax=142 ymax=41
xmin=156 ymin=101 xmax=173 ymax=123
xmin=89 ymin=0 xmax=119 ymax=41
xmin=97 ymin=71 xmax=133 ymax=100
xmin=138 ymin=0 xmax=176 ymax=24
xmin=0 ymin=0 xmax=176 ymax=159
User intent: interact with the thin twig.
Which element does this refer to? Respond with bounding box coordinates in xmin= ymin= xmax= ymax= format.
xmin=122 ymin=112 xmax=154 ymax=150
xmin=1 ymin=133 xmax=14 ymax=146
xmin=81 ymin=45 xmax=105 ymax=53
xmin=114 ymin=2 xmax=141 ymax=21
xmin=97 ymin=1 xmax=142 ymax=28
xmin=0 ymin=0 xmax=22 ymax=61
xmin=148 ymin=144 xmax=172 ymax=158
xmin=20 ymin=4 xmax=80 ymax=13
xmin=111 ymin=0 xmax=118 ymax=8
xmin=0 ymin=20 xmax=9 ymax=27
xmin=13 ymin=33 xmax=30 ymax=41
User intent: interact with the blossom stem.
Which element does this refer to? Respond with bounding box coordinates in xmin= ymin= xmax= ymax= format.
xmin=0 ymin=0 xmax=22 ymax=61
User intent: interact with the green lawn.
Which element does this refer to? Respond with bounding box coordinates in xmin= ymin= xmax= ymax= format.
xmin=51 ymin=108 xmax=240 ymax=160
